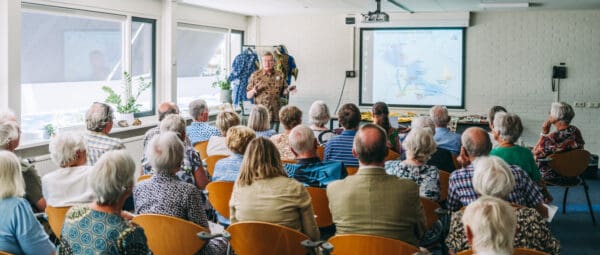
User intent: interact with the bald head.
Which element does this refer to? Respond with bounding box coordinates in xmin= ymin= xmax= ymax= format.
xmin=461 ymin=127 xmax=492 ymax=158
xmin=353 ymin=123 xmax=388 ymax=165
xmin=158 ymin=102 xmax=179 ymax=121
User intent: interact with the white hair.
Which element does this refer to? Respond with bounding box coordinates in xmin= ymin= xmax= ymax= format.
xmin=492 ymin=112 xmax=523 ymax=144
xmin=411 ymin=116 xmax=436 ymax=135
xmin=148 ymin=132 xmax=183 ymax=174
xmin=189 ymin=99 xmax=208 ymax=121
xmin=49 ymin=132 xmax=87 ymax=167
xmin=550 ymin=102 xmax=575 ymax=124
xmin=289 ymin=125 xmax=316 ymax=155
xmin=160 ymin=114 xmax=186 ymax=137
xmin=462 ymin=196 xmax=516 ymax=255
xmin=402 ymin=128 xmax=437 ymax=163
xmin=88 ymin=150 xmax=135 ymax=205
xmin=472 ymin=156 xmax=515 ymax=198
xmin=0 ymin=110 xmax=16 ymax=123
xmin=429 ymin=105 xmax=450 ymax=127
xmin=0 ymin=121 xmax=20 ymax=150
xmin=0 ymin=151 xmax=25 ymax=199
xmin=85 ymin=102 xmax=113 ymax=132
xmin=309 ymin=100 xmax=331 ymax=127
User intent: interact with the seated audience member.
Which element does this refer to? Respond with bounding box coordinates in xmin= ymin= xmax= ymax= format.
xmin=0 ymin=118 xmax=45 ymax=212
xmin=0 ymin=151 xmax=54 ymax=255
xmin=247 ymin=105 xmax=277 ymax=138
xmin=430 ymin=105 xmax=461 ymax=155
xmin=446 ymin=156 xmax=560 ymax=254
xmin=372 ymin=102 xmax=401 ymax=153
xmin=60 ymin=150 xmax=150 ymax=254
xmin=134 ymin=132 xmax=225 ymax=254
xmin=143 ymin=115 xmax=208 ymax=190
xmin=534 ymin=102 xmax=585 ymax=184
xmin=43 ymin=132 xmax=94 ymax=207
xmin=461 ymin=196 xmax=517 ymax=255
xmin=324 ymin=103 xmax=361 ymax=167
xmin=385 ymin=128 xmax=440 ymax=201
xmin=213 ymin=126 xmax=256 ymax=182
xmin=285 ymin=125 xmax=347 ymax=187
xmin=448 ymin=127 xmax=547 ymax=217
xmin=141 ymin=102 xmax=187 ymax=174
xmin=230 ymin=137 xmax=320 ymax=241
xmin=271 ymin=105 xmax=303 ymax=160
xmin=411 ymin=116 xmax=455 ymax=172
xmin=309 ymin=100 xmax=335 ymax=144
xmin=84 ymin=102 xmax=125 ymax=165
xmin=487 ymin=106 xmax=525 ymax=148
xmin=187 ymin=99 xmax=220 ymax=145
xmin=327 ymin=124 xmax=426 ymax=246
xmin=207 ymin=111 xmax=240 ymax=156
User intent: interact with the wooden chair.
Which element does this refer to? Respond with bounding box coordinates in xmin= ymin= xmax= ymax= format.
xmin=137 ymin=174 xmax=152 ymax=183
xmin=45 ymin=205 xmax=71 ymax=239
xmin=132 ymin=214 xmax=210 ymax=255
xmin=0 ymin=250 xmax=13 ymax=255
xmin=316 ymin=145 xmax=325 ymax=160
xmin=206 ymin=154 xmax=229 ymax=177
xmin=226 ymin=221 xmax=314 ymax=255
xmin=346 ymin=166 xmax=359 ymax=176
xmin=327 ymin=234 xmax=420 ymax=255
xmin=439 ymin=170 xmax=450 ymax=202
xmin=420 ymin=198 xmax=441 ymax=230
xmin=282 ymin=159 xmax=299 ymax=164
xmin=384 ymin=150 xmax=401 ymax=161
xmin=452 ymin=154 xmax=460 ymax=170
xmin=546 ymin=149 xmax=596 ymax=224
xmin=206 ymin=181 xmax=234 ymax=219
xmin=456 ymin=248 xmax=549 ymax=255
xmin=194 ymin=141 xmax=209 ymax=160
xmin=306 ymin=187 xmax=333 ymax=228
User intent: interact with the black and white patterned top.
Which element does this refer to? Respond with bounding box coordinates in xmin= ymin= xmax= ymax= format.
xmin=385 ymin=161 xmax=440 ymax=201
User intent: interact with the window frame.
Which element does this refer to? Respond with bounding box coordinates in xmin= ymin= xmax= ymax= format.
xmin=131 ymin=16 xmax=157 ymax=118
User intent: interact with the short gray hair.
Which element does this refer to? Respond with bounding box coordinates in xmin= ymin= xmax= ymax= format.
xmin=289 ymin=125 xmax=316 ymax=155
xmin=85 ymin=102 xmax=113 ymax=132
xmin=430 ymin=105 xmax=450 ymax=127
xmin=49 ymin=132 xmax=86 ymax=167
xmin=248 ymin=105 xmax=270 ymax=131
xmin=550 ymin=102 xmax=575 ymax=124
xmin=493 ymin=112 xmax=523 ymax=144
xmin=472 ymin=156 xmax=515 ymax=198
xmin=189 ymin=99 xmax=208 ymax=121
xmin=216 ymin=111 xmax=240 ymax=135
xmin=462 ymin=196 xmax=516 ymax=254
xmin=461 ymin=127 xmax=492 ymax=157
xmin=403 ymin=128 xmax=437 ymax=163
xmin=88 ymin=150 xmax=135 ymax=205
xmin=160 ymin=114 xmax=186 ymax=137
xmin=309 ymin=100 xmax=331 ymax=128
xmin=0 ymin=151 xmax=25 ymax=199
xmin=0 ymin=121 xmax=20 ymax=150
xmin=411 ymin=116 xmax=436 ymax=135
xmin=148 ymin=132 xmax=183 ymax=174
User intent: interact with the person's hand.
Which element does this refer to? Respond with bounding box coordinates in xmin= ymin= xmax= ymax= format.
xmin=541 ymin=118 xmax=552 ymax=135
xmin=288 ymin=85 xmax=297 ymax=95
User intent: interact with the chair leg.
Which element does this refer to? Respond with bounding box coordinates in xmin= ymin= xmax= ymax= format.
xmin=581 ymin=179 xmax=597 ymax=225
xmin=562 ymin=188 xmax=569 ymax=214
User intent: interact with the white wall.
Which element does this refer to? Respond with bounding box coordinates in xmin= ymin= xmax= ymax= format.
xmin=255 ymin=10 xmax=600 ymax=155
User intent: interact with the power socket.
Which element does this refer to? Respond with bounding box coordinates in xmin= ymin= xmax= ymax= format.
xmin=588 ymin=102 xmax=600 ymax=108
xmin=345 ymin=70 xmax=356 ymax=78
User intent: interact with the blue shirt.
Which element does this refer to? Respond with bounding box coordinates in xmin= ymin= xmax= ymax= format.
xmin=0 ymin=197 xmax=54 ymax=255
xmin=255 ymin=129 xmax=278 ymax=138
xmin=212 ymin=154 xmax=244 ymax=182
xmin=324 ymin=130 xmax=359 ymax=167
xmin=285 ymin=157 xmax=347 ymax=187
xmin=186 ymin=122 xmax=221 ymax=146
xmin=434 ymin=127 xmax=461 ymax=155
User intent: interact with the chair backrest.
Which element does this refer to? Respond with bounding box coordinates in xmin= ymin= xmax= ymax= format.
xmin=137 ymin=174 xmax=152 ymax=183
xmin=385 ymin=150 xmax=401 ymax=161
xmin=328 ymin=234 xmax=420 ymax=255
xmin=456 ymin=248 xmax=549 ymax=255
xmin=45 ymin=205 xmax=71 ymax=239
xmin=132 ymin=214 xmax=209 ymax=255
xmin=226 ymin=221 xmax=311 ymax=255
xmin=316 ymin=145 xmax=325 ymax=160
xmin=420 ymin=198 xmax=441 ymax=230
xmin=548 ymin=149 xmax=591 ymax=177
xmin=194 ymin=141 xmax=209 ymax=160
xmin=452 ymin=155 xmax=460 ymax=170
xmin=438 ymin=170 xmax=450 ymax=201
xmin=206 ymin=154 xmax=229 ymax=177
xmin=206 ymin=181 xmax=234 ymax=219
xmin=306 ymin=187 xmax=333 ymax=227
xmin=282 ymin=159 xmax=299 ymax=164
xmin=346 ymin=166 xmax=359 ymax=176
xmin=0 ymin=251 xmax=13 ymax=255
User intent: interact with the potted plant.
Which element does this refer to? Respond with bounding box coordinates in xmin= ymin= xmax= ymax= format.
xmin=102 ymin=72 xmax=151 ymax=125
xmin=211 ymin=68 xmax=232 ymax=104
xmin=42 ymin=123 xmax=55 ymax=139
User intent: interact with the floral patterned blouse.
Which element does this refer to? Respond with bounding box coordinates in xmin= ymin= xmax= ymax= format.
xmin=384 ymin=161 xmax=440 ymax=201
xmin=445 ymin=206 xmax=560 ymax=255
xmin=534 ymin=125 xmax=584 ymax=180
xmin=271 ymin=133 xmax=295 ymax=160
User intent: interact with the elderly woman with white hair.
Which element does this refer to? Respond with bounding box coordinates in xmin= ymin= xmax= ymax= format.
xmin=461 ymin=196 xmax=517 ymax=255
xmin=385 ymin=128 xmax=440 ymax=201
xmin=0 ymin=151 xmax=55 ymax=254
xmin=411 ymin=116 xmax=455 ymax=172
xmin=42 ymin=132 xmax=94 ymax=207
xmin=134 ymin=132 xmax=226 ymax=254
xmin=534 ymin=102 xmax=585 ymax=184
xmin=445 ymin=156 xmax=560 ymax=255
xmin=247 ymin=105 xmax=277 ymax=138
xmin=308 ymin=100 xmax=335 ymax=144
xmin=59 ymin=150 xmax=150 ymax=254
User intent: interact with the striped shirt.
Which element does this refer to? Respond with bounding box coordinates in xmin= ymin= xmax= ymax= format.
xmin=85 ymin=131 xmax=125 ymax=165
xmin=324 ymin=130 xmax=358 ymax=167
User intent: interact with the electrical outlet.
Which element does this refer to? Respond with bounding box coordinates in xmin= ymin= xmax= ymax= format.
xmin=345 ymin=70 xmax=356 ymax=78
xmin=574 ymin=102 xmax=586 ymax=108
xmin=588 ymin=102 xmax=600 ymax=108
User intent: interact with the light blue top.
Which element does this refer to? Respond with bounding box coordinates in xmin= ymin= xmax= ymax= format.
xmin=255 ymin=129 xmax=278 ymax=138
xmin=434 ymin=127 xmax=462 ymax=155
xmin=186 ymin=122 xmax=221 ymax=146
xmin=0 ymin=197 xmax=54 ymax=255
xmin=212 ymin=154 xmax=244 ymax=182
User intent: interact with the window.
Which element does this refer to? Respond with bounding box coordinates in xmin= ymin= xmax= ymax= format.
xmin=131 ymin=17 xmax=156 ymax=116
xmin=230 ymin=30 xmax=244 ymax=66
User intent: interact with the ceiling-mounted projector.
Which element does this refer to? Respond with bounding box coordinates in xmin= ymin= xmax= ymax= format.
xmin=362 ymin=0 xmax=389 ymax=23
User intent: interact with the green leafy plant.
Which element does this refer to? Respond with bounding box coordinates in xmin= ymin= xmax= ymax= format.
xmin=211 ymin=68 xmax=231 ymax=90
xmin=43 ymin=123 xmax=55 ymax=136
xmin=102 ymin=72 xmax=152 ymax=114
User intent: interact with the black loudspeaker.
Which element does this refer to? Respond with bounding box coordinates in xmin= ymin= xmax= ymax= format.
xmin=345 ymin=17 xmax=355 ymax=25
xmin=552 ymin=66 xmax=567 ymax=79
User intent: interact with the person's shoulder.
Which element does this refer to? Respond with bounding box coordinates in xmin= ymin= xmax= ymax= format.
xmin=2 ymin=197 xmax=29 ymax=209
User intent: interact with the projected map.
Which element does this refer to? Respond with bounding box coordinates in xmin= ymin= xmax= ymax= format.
xmin=363 ymin=29 xmax=464 ymax=107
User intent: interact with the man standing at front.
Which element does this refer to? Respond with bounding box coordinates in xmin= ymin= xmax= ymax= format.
xmin=327 ymin=123 xmax=426 ymax=246
xmin=246 ymin=52 xmax=293 ymax=132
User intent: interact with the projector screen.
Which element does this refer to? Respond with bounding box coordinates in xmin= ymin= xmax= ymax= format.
xmin=359 ymin=27 xmax=465 ymax=108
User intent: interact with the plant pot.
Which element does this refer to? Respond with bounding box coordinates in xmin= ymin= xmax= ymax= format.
xmin=115 ymin=112 xmax=135 ymax=126
xmin=220 ymin=89 xmax=232 ymax=104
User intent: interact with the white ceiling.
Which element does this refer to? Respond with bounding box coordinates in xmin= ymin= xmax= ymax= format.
xmin=181 ymin=0 xmax=600 ymax=16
